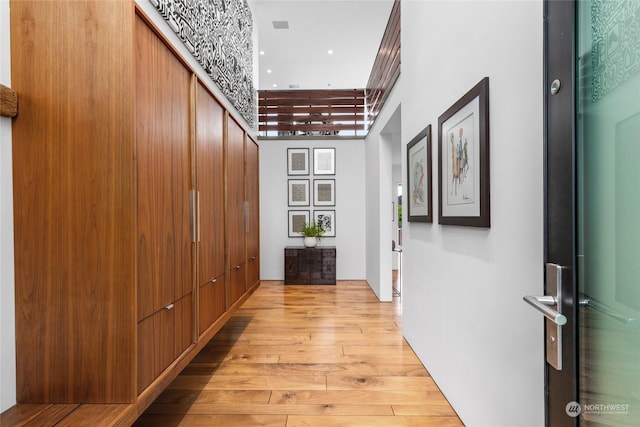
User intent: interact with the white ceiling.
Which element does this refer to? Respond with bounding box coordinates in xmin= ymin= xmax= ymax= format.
xmin=251 ymin=0 xmax=395 ymax=90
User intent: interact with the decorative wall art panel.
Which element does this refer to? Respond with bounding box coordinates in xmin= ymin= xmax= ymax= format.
xmin=313 ymin=179 xmax=335 ymax=206
xmin=406 ymin=125 xmax=432 ymax=223
xmin=288 ymin=179 xmax=310 ymax=207
xmin=438 ymin=77 xmax=490 ymax=227
xmin=288 ymin=210 xmax=310 ymax=237
xmin=590 ymin=0 xmax=640 ymax=102
xmin=314 ymin=210 xmax=336 ymax=237
xmin=150 ymin=0 xmax=256 ymax=126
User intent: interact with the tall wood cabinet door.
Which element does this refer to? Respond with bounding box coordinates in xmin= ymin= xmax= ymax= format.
xmin=11 ymin=0 xmax=136 ymax=403
xmin=195 ymin=82 xmax=225 ymax=286
xmin=227 ymin=117 xmax=246 ymax=269
xmin=246 ymin=137 xmax=260 ymax=288
xmin=136 ymin=15 xmax=193 ymax=321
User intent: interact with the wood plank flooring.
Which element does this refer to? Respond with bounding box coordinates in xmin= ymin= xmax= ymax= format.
xmin=134 ymin=280 xmax=462 ymax=426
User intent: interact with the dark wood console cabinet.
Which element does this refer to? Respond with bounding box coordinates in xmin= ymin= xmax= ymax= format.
xmin=284 ymin=246 xmax=336 ymax=285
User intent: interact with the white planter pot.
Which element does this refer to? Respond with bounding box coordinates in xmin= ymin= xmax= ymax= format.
xmin=303 ymin=237 xmax=317 ymax=248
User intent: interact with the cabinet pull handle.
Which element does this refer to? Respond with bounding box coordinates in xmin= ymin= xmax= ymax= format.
xmin=165 ymin=303 xmax=174 ymax=310
xmin=250 ymin=256 xmax=256 ymax=261
xmin=235 ymin=265 xmax=241 ymax=270
xmin=210 ymin=278 xmax=217 ymax=283
xmin=244 ymin=201 xmax=250 ymax=233
xmin=190 ymin=190 xmax=200 ymax=243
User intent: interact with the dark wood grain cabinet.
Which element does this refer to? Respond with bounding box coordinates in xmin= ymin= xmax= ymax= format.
xmin=284 ymin=247 xmax=336 ymax=285
xmin=10 ymin=2 xmax=259 ymax=416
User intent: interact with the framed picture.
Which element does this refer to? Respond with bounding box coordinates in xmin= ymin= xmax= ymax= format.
xmin=314 ymin=210 xmax=336 ymax=237
xmin=406 ymin=125 xmax=432 ymax=223
xmin=287 ymin=148 xmax=309 ymax=175
xmin=288 ymin=210 xmax=310 ymax=237
xmin=288 ymin=179 xmax=310 ymax=206
xmin=313 ymin=147 xmax=336 ymax=175
xmin=438 ymin=77 xmax=490 ymax=227
xmin=313 ymin=179 xmax=335 ymax=206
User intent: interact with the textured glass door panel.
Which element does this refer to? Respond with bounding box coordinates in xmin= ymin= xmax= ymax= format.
xmin=576 ymin=1 xmax=640 ymax=425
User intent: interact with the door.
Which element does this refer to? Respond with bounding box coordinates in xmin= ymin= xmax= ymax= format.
xmin=537 ymin=0 xmax=640 ymax=425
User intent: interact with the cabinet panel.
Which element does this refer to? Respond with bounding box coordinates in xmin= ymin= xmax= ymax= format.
xmin=229 ymin=263 xmax=246 ymax=306
xmin=198 ymin=275 xmax=226 ymax=335
xmin=173 ymin=294 xmax=193 ymax=360
xmin=247 ymin=255 xmax=260 ymax=290
xmin=227 ymin=117 xmax=246 ymax=267
xmin=196 ymin=82 xmax=225 ymax=286
xmin=11 ymin=0 xmax=136 ymax=403
xmin=137 ymin=306 xmax=173 ymax=395
xmin=137 ymin=293 xmax=192 ymax=395
xmin=136 ymin=15 xmax=193 ymax=320
xmin=246 ymin=137 xmax=260 ymax=289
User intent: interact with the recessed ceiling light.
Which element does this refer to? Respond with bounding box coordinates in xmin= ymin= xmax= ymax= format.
xmin=266 ymin=69 xmax=272 ymax=74
xmin=272 ymin=21 xmax=289 ymax=29
xmin=259 ymin=50 xmax=265 ymax=55
xmin=328 ymin=49 xmax=334 ymax=55
xmin=272 ymin=84 xmax=278 ymax=88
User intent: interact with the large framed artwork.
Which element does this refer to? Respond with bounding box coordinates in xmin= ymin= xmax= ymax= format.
xmin=314 ymin=210 xmax=336 ymax=237
xmin=313 ymin=148 xmax=336 ymax=175
xmin=313 ymin=179 xmax=335 ymax=206
xmin=288 ymin=148 xmax=309 ymax=175
xmin=288 ymin=210 xmax=310 ymax=237
xmin=406 ymin=125 xmax=432 ymax=223
xmin=288 ymin=179 xmax=310 ymax=206
xmin=438 ymin=77 xmax=490 ymax=227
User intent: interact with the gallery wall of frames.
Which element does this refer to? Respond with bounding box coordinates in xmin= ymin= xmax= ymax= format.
xmin=287 ymin=147 xmax=337 ymax=238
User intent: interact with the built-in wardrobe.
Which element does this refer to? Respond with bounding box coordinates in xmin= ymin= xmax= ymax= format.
xmin=10 ymin=1 xmax=259 ymax=420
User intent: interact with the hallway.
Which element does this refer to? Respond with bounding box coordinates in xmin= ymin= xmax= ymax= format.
xmin=134 ymin=281 xmax=462 ymax=426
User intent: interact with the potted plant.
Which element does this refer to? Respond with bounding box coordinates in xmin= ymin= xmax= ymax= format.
xmin=301 ymin=221 xmax=324 ymax=248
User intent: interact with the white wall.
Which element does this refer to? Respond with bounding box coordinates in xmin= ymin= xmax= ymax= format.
xmin=400 ymin=1 xmax=544 ymax=426
xmin=0 ymin=0 xmax=16 ymax=413
xmin=259 ymin=139 xmax=366 ymax=280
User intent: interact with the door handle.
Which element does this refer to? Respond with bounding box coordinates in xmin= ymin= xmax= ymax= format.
xmin=523 ymin=295 xmax=567 ymax=325
xmin=579 ymin=294 xmax=636 ymax=326
xmin=522 ymin=263 xmax=566 ymax=370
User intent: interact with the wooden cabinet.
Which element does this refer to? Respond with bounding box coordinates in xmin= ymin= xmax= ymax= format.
xmin=284 ymin=247 xmax=337 ymax=285
xmin=195 ymin=81 xmax=226 ymax=336
xmin=227 ymin=117 xmax=247 ymax=306
xmin=10 ymin=1 xmax=259 ymax=415
xmin=12 ymin=0 xmax=137 ymax=404
xmin=246 ymin=137 xmax=260 ymax=289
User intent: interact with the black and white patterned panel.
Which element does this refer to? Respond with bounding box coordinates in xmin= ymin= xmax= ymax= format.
xmin=150 ymin=0 xmax=255 ymax=127
xmin=590 ymin=0 xmax=640 ymax=102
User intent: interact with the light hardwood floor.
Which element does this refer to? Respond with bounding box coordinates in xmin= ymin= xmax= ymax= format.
xmin=134 ymin=280 xmax=462 ymax=426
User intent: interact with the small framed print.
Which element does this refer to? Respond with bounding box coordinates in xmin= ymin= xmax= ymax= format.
xmin=288 ymin=179 xmax=310 ymax=206
xmin=287 ymin=148 xmax=309 ymax=175
xmin=314 ymin=210 xmax=336 ymax=237
xmin=313 ymin=147 xmax=335 ymax=175
xmin=288 ymin=210 xmax=310 ymax=237
xmin=438 ymin=77 xmax=490 ymax=227
xmin=406 ymin=125 xmax=432 ymax=223
xmin=313 ymin=179 xmax=335 ymax=206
